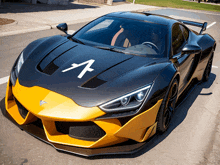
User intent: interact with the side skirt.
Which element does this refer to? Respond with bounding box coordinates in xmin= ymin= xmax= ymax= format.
xmin=176 ymin=79 xmax=200 ymax=109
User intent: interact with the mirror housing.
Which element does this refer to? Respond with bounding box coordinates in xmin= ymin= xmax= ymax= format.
xmin=57 ymin=23 xmax=68 ymax=34
xmin=199 ymin=22 xmax=207 ymax=34
xmin=181 ymin=44 xmax=201 ymax=55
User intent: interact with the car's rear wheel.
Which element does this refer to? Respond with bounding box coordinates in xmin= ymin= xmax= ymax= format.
xmin=202 ymin=54 xmax=213 ymax=82
xmin=157 ymin=79 xmax=179 ymax=133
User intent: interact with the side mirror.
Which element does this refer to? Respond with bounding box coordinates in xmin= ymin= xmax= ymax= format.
xmin=181 ymin=44 xmax=201 ymax=55
xmin=200 ymin=22 xmax=207 ymax=34
xmin=57 ymin=23 xmax=68 ymax=34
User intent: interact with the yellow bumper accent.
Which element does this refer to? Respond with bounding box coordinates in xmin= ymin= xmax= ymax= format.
xmin=10 ymin=79 xmax=105 ymax=121
xmin=115 ymin=99 xmax=162 ymax=142
xmin=5 ymin=79 xmax=163 ymax=148
xmin=43 ymin=118 xmax=126 ymax=148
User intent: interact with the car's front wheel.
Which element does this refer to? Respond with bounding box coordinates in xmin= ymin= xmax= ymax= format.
xmin=157 ymin=79 xmax=179 ymax=133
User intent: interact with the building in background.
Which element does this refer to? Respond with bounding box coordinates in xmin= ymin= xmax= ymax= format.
xmin=0 ymin=0 xmax=125 ymax=6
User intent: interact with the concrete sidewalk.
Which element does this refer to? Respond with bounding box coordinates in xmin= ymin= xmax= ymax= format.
xmin=0 ymin=2 xmax=160 ymax=37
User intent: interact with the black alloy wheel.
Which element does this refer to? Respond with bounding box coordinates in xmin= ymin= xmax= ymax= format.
xmin=157 ymin=79 xmax=179 ymax=133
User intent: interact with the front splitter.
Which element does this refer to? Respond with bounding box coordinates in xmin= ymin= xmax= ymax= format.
xmin=1 ymin=103 xmax=155 ymax=157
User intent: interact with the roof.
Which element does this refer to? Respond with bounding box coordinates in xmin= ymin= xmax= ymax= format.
xmin=106 ymin=11 xmax=177 ymax=26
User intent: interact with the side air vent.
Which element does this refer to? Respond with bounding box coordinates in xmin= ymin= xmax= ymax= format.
xmin=14 ymin=98 xmax=28 ymax=119
xmin=55 ymin=121 xmax=106 ymax=141
xmin=32 ymin=118 xmax=44 ymax=129
xmin=81 ymin=77 xmax=106 ymax=88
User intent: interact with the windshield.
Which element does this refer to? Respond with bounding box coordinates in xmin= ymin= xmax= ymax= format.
xmin=73 ymin=16 xmax=168 ymax=57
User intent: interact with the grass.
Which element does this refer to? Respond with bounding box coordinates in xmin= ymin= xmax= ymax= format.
xmin=129 ymin=0 xmax=220 ymax=12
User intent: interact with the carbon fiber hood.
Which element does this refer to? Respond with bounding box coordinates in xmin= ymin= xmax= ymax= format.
xmin=18 ymin=36 xmax=167 ymax=107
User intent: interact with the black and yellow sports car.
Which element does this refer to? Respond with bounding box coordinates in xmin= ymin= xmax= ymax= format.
xmin=4 ymin=12 xmax=216 ymax=156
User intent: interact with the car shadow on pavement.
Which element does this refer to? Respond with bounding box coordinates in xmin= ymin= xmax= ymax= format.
xmin=0 ymin=73 xmax=216 ymax=159
xmin=0 ymin=2 xmax=98 ymax=14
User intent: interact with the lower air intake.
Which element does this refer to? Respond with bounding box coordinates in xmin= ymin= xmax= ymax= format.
xmin=55 ymin=121 xmax=106 ymax=141
xmin=15 ymin=98 xmax=28 ymax=119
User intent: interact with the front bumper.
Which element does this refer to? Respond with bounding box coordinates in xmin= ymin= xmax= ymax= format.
xmin=4 ymin=78 xmax=162 ymax=156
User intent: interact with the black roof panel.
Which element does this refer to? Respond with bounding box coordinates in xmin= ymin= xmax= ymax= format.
xmin=106 ymin=11 xmax=177 ymax=26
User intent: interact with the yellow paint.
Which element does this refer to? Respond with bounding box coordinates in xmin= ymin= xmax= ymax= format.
xmin=141 ymin=122 xmax=157 ymax=142
xmin=5 ymin=79 xmax=37 ymax=125
xmin=92 ymin=119 xmax=127 ymax=148
xmin=5 ymin=78 xmax=162 ymax=148
xmin=10 ymin=79 xmax=105 ymax=121
xmin=5 ymin=79 xmax=12 ymax=110
xmin=42 ymin=120 xmax=95 ymax=147
xmin=43 ymin=118 xmax=127 ymax=148
xmin=5 ymin=79 xmax=126 ymax=148
xmin=115 ymin=100 xmax=162 ymax=142
xmin=95 ymin=118 xmax=121 ymax=134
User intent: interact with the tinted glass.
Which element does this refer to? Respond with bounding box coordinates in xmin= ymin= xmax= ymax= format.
xmin=180 ymin=25 xmax=189 ymax=41
xmin=172 ymin=24 xmax=186 ymax=55
xmin=73 ymin=16 xmax=168 ymax=57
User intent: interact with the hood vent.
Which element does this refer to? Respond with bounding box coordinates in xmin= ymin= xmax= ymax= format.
xmin=37 ymin=42 xmax=77 ymax=75
xmin=81 ymin=77 xmax=106 ymax=89
xmin=42 ymin=61 xmax=59 ymax=75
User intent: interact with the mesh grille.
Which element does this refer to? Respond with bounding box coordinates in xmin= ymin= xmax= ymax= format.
xmin=55 ymin=121 xmax=106 ymax=141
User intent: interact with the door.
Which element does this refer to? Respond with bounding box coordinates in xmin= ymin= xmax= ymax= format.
xmin=171 ymin=23 xmax=195 ymax=93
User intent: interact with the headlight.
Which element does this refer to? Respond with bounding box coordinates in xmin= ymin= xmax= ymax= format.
xmin=10 ymin=52 xmax=24 ymax=86
xmin=16 ymin=52 xmax=24 ymax=74
xmin=99 ymin=84 xmax=152 ymax=112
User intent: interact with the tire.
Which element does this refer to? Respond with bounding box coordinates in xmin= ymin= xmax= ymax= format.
xmin=202 ymin=54 xmax=213 ymax=82
xmin=157 ymin=79 xmax=179 ymax=133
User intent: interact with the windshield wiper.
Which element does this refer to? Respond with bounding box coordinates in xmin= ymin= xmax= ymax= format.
xmin=94 ymin=46 xmax=146 ymax=57
xmin=69 ymin=37 xmax=85 ymax=45
xmin=94 ymin=46 xmax=125 ymax=53
xmin=111 ymin=48 xmax=146 ymax=57
xmin=122 ymin=51 xmax=146 ymax=57
xmin=94 ymin=46 xmax=112 ymax=50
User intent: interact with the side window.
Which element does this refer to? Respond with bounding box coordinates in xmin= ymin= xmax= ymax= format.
xmin=172 ymin=23 xmax=186 ymax=55
xmin=180 ymin=25 xmax=189 ymax=41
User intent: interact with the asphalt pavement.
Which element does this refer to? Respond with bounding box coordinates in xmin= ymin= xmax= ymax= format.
xmin=0 ymin=2 xmax=220 ymax=165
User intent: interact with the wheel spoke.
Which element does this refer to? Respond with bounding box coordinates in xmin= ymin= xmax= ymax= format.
xmin=169 ymin=95 xmax=177 ymax=102
xmin=169 ymin=84 xmax=178 ymax=100
xmin=160 ymin=80 xmax=179 ymax=131
xmin=163 ymin=106 xmax=173 ymax=127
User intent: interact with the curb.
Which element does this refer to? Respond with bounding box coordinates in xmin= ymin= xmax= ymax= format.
xmin=0 ymin=25 xmax=51 ymax=37
xmin=0 ymin=18 xmax=97 ymax=37
xmin=0 ymin=5 xmax=219 ymax=37
xmin=50 ymin=16 xmax=97 ymax=29
xmin=0 ymin=3 xmax=161 ymax=37
xmin=0 ymin=16 xmax=107 ymax=37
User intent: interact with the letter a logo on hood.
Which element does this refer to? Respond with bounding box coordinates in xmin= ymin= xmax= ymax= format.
xmin=62 ymin=59 xmax=95 ymax=79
